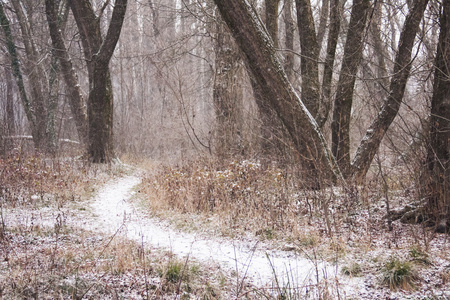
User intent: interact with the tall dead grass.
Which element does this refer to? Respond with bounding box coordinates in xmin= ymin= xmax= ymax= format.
xmin=141 ymin=159 xmax=336 ymax=239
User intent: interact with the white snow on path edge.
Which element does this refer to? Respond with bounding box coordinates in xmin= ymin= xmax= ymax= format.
xmin=89 ymin=175 xmax=360 ymax=295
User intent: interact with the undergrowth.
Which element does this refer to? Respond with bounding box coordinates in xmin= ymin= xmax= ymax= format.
xmin=142 ymin=159 xmax=336 ymax=240
xmin=0 ymin=152 xmax=93 ymax=208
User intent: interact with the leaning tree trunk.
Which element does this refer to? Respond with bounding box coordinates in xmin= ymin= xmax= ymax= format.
xmin=351 ymin=0 xmax=430 ymax=181
xmin=331 ymin=0 xmax=371 ymax=176
xmin=424 ymin=0 xmax=450 ymax=232
xmin=213 ymin=0 xmax=341 ymax=186
xmin=46 ymin=0 xmax=88 ymax=146
xmin=69 ymin=0 xmax=127 ymax=163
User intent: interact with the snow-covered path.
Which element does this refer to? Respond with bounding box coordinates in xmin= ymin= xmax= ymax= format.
xmin=89 ymin=175 xmax=355 ymax=294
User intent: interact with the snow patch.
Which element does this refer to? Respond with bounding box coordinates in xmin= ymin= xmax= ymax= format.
xmin=88 ymin=175 xmax=357 ymax=293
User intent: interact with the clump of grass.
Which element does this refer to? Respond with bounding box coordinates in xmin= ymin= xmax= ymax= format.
xmin=341 ymin=261 xmax=362 ymax=277
xmin=408 ymin=246 xmax=431 ymax=265
xmin=381 ymin=257 xmax=417 ymax=290
xmin=163 ymin=259 xmax=184 ymax=283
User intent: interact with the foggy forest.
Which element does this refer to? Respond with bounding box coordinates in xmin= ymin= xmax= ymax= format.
xmin=0 ymin=0 xmax=449 ymax=298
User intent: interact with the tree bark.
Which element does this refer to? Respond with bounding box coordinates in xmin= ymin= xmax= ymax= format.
xmin=424 ymin=0 xmax=449 ymax=231
xmin=10 ymin=0 xmax=52 ymax=152
xmin=213 ymin=0 xmax=341 ymax=185
xmin=316 ymin=0 xmax=341 ymax=128
xmin=331 ymin=0 xmax=371 ymax=175
xmin=0 ymin=2 xmax=37 ymax=147
xmin=283 ymin=0 xmax=295 ymax=82
xmin=295 ymin=0 xmax=321 ymax=117
xmin=46 ymin=0 xmax=88 ymax=146
xmin=69 ymin=0 xmax=128 ymax=163
xmin=148 ymin=0 xmax=160 ymax=36
xmin=351 ymin=0 xmax=429 ymax=181
xmin=316 ymin=0 xmax=330 ymax=54
xmin=4 ymin=65 xmax=15 ymax=152
xmin=213 ymin=19 xmax=244 ymax=159
xmin=265 ymin=0 xmax=280 ymax=48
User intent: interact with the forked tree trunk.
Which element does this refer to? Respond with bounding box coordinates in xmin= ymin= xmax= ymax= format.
xmin=213 ymin=0 xmax=341 ymax=185
xmin=331 ymin=0 xmax=371 ymax=175
xmin=351 ymin=0 xmax=429 ymax=181
xmin=69 ymin=0 xmax=127 ymax=163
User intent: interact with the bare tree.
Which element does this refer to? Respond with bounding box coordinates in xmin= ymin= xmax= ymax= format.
xmin=316 ymin=0 xmax=341 ymax=128
xmin=68 ymin=0 xmax=128 ymax=163
xmin=212 ymin=0 xmax=340 ymax=185
xmin=213 ymin=17 xmax=244 ymax=159
xmin=351 ymin=0 xmax=430 ymax=181
xmin=46 ymin=0 xmax=88 ymax=146
xmin=424 ymin=0 xmax=449 ymax=232
xmin=283 ymin=0 xmax=295 ymax=82
xmin=295 ymin=0 xmax=320 ymax=117
xmin=0 ymin=1 xmax=45 ymax=151
xmin=331 ymin=0 xmax=371 ymax=175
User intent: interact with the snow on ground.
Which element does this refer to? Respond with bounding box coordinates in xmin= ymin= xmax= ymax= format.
xmin=87 ymin=175 xmax=363 ymax=297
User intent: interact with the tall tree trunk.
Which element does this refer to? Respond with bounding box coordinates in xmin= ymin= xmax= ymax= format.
xmin=424 ymin=0 xmax=449 ymax=231
xmin=0 ymin=2 xmax=37 ymax=146
xmin=148 ymin=0 xmax=160 ymax=36
xmin=351 ymin=0 xmax=429 ymax=181
xmin=46 ymin=0 xmax=88 ymax=146
xmin=69 ymin=0 xmax=128 ymax=163
xmin=331 ymin=0 xmax=371 ymax=175
xmin=4 ymin=65 xmax=15 ymax=152
xmin=316 ymin=0 xmax=330 ymax=54
xmin=265 ymin=0 xmax=280 ymax=48
xmin=253 ymin=0 xmax=289 ymax=159
xmin=370 ymin=0 xmax=389 ymax=98
xmin=283 ymin=0 xmax=295 ymax=82
xmin=316 ymin=0 xmax=341 ymax=128
xmin=213 ymin=19 xmax=244 ymax=159
xmin=295 ymin=0 xmax=321 ymax=117
xmin=213 ymin=0 xmax=341 ymax=185
xmin=10 ymin=0 xmax=51 ymax=152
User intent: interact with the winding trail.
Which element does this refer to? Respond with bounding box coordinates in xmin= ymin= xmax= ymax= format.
xmin=89 ymin=174 xmax=358 ymax=295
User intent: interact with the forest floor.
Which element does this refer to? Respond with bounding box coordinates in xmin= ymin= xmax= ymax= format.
xmin=1 ymin=160 xmax=449 ymax=299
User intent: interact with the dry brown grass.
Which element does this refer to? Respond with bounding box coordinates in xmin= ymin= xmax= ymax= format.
xmin=0 ymin=153 xmax=229 ymax=299
xmin=0 ymin=222 xmax=225 ymax=299
xmin=140 ymin=159 xmax=337 ymax=241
